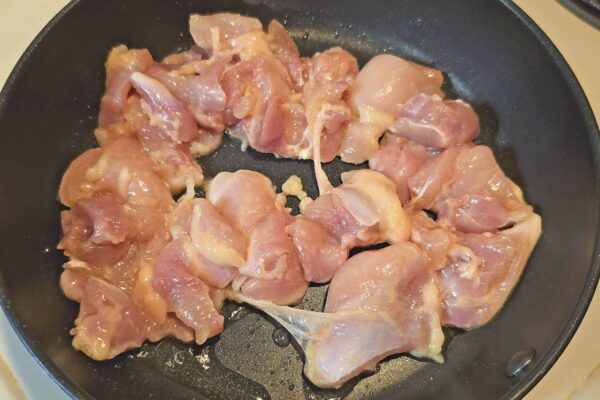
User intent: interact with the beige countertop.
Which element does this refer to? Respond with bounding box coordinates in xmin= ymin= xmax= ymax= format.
xmin=0 ymin=0 xmax=598 ymax=399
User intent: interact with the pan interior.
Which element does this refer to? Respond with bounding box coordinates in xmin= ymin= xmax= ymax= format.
xmin=0 ymin=0 xmax=598 ymax=399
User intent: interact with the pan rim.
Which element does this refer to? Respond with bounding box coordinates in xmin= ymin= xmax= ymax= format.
xmin=0 ymin=1 xmax=598 ymax=399
xmin=498 ymin=0 xmax=600 ymax=398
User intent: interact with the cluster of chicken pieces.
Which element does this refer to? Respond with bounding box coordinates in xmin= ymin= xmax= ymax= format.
xmin=57 ymin=13 xmax=541 ymax=389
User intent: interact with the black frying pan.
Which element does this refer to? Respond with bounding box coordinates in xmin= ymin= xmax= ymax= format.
xmin=0 ymin=0 xmax=598 ymax=399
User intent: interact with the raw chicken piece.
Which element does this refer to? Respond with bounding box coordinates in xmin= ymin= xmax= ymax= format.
xmin=207 ymin=170 xmax=308 ymax=304
xmin=60 ymin=207 xmax=173 ymax=321
xmin=340 ymin=54 xmax=443 ymax=163
xmin=390 ymin=94 xmax=480 ymax=149
xmin=60 ymin=268 xmax=88 ymax=302
xmin=440 ymin=213 xmax=542 ymax=329
xmin=147 ymin=54 xmax=231 ymax=132
xmin=302 ymin=47 xmax=358 ymax=192
xmin=58 ymin=192 xmax=138 ymax=266
xmin=166 ymin=196 xmax=242 ymax=289
xmin=145 ymin=315 xmax=195 ymax=343
xmin=230 ymin=242 xmax=444 ymax=388
xmin=408 ymin=144 xmax=472 ymax=210
xmin=153 ymin=238 xmax=225 ymax=344
xmin=240 ymin=212 xmax=293 ymax=280
xmin=294 ymin=170 xmax=409 ymax=281
xmin=410 ymin=144 xmax=532 ymax=232
xmin=350 ymin=55 xmax=444 ymax=119
xmin=131 ymin=70 xmax=198 ymax=143
xmin=303 ymin=191 xmax=380 ymax=250
xmin=338 ymin=121 xmax=382 ymax=165
xmin=58 ymin=138 xmax=174 ymax=211
xmin=368 ymin=134 xmax=431 ymax=203
xmin=129 ymin=72 xmax=205 ymax=191
xmin=94 ymin=47 xmax=207 ymax=193
xmin=58 ymin=148 xmax=102 ymax=207
xmin=64 ymin=265 xmax=194 ymax=349
xmin=58 ymin=135 xmax=197 ymax=352
xmin=95 ymin=95 xmax=149 ymax=145
xmin=189 ymin=198 xmax=246 ymax=268
xmin=409 ymin=210 xmax=456 ymax=271
xmin=58 ymin=140 xmax=175 ymax=291
xmin=303 ymin=170 xmax=410 ymax=249
xmin=286 ymin=217 xmax=348 ymax=283
xmin=436 ymin=145 xmax=533 ymax=232
xmin=71 ymin=277 xmax=145 ymax=360
xmin=162 ymin=46 xmax=208 ymax=65
xmin=132 ymin=260 xmax=169 ymax=323
xmin=189 ymin=13 xmax=263 ymax=54
xmin=232 ymin=211 xmax=308 ymax=305
xmin=334 ymin=170 xmax=410 ymax=244
xmin=206 ymin=170 xmax=283 ymax=234
xmin=267 ymin=20 xmax=307 ymax=90
xmin=231 ymin=258 xmax=307 ymax=306
xmin=98 ymin=45 xmax=153 ymax=128
xmin=222 ymin=56 xmax=294 ymax=151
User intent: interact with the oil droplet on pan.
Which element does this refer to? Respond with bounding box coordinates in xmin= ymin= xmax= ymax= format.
xmin=272 ymin=327 xmax=291 ymax=347
xmin=505 ymin=348 xmax=536 ymax=377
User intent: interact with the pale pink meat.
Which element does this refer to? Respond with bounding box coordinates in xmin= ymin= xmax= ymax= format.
xmin=189 ymin=13 xmax=263 ymax=53
xmin=147 ymin=55 xmax=231 ymax=131
xmin=338 ymin=121 xmax=382 ymax=165
xmin=166 ymin=197 xmax=242 ymax=289
xmin=57 ymin=14 xmax=544 ymax=386
xmin=58 ymin=141 xmax=174 ymax=292
xmin=286 ymin=217 xmax=348 ymax=283
xmin=207 ymin=170 xmax=308 ymax=304
xmin=71 ymin=277 xmax=145 ymax=360
xmin=162 ymin=46 xmax=207 ymax=65
xmin=153 ymin=238 xmax=225 ymax=344
xmin=145 ymin=315 xmax=195 ymax=343
xmin=439 ymin=214 xmax=542 ymax=329
xmin=58 ymin=138 xmax=174 ymax=211
xmin=188 ymin=198 xmax=246 ymax=268
xmin=98 ymin=45 xmax=153 ymax=128
xmin=235 ymin=211 xmax=308 ymax=305
xmin=232 ymin=255 xmax=307 ymax=306
xmin=303 ymin=170 xmax=410 ymax=249
xmin=130 ymin=72 xmax=199 ymax=143
xmin=58 ymin=148 xmax=102 ymax=208
xmin=303 ymin=191 xmax=380 ymax=250
xmin=60 ymin=269 xmax=88 ymax=302
xmin=95 ymin=52 xmax=205 ymax=193
xmin=340 ymin=54 xmax=444 ymax=163
xmin=297 ymin=170 xmax=409 ymax=284
xmin=368 ymin=134 xmax=431 ymax=203
xmin=390 ymin=94 xmax=480 ymax=149
xmin=436 ymin=145 xmax=533 ymax=232
xmin=58 ymin=193 xmax=137 ymax=266
xmin=232 ymin=242 xmax=443 ymax=388
xmin=222 ymin=56 xmax=294 ymax=151
xmin=302 ymin=47 xmax=358 ymax=191
xmin=409 ymin=210 xmax=456 ymax=271
xmin=408 ymin=144 xmax=471 ymax=210
xmin=409 ymin=144 xmax=532 ymax=233
xmin=335 ymin=170 xmax=410 ymax=244
xmin=206 ymin=170 xmax=282 ymax=234
xmin=240 ymin=212 xmax=294 ymax=280
xmin=350 ymin=54 xmax=444 ymax=118
xmin=267 ymin=20 xmax=307 ymax=90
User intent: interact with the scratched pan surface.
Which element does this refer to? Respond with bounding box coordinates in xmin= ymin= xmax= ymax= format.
xmin=0 ymin=0 xmax=599 ymax=399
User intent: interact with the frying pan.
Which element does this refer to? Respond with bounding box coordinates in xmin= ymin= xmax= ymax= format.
xmin=0 ymin=0 xmax=598 ymax=399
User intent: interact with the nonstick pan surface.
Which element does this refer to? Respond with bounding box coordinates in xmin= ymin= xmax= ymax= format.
xmin=0 ymin=0 xmax=599 ymax=399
